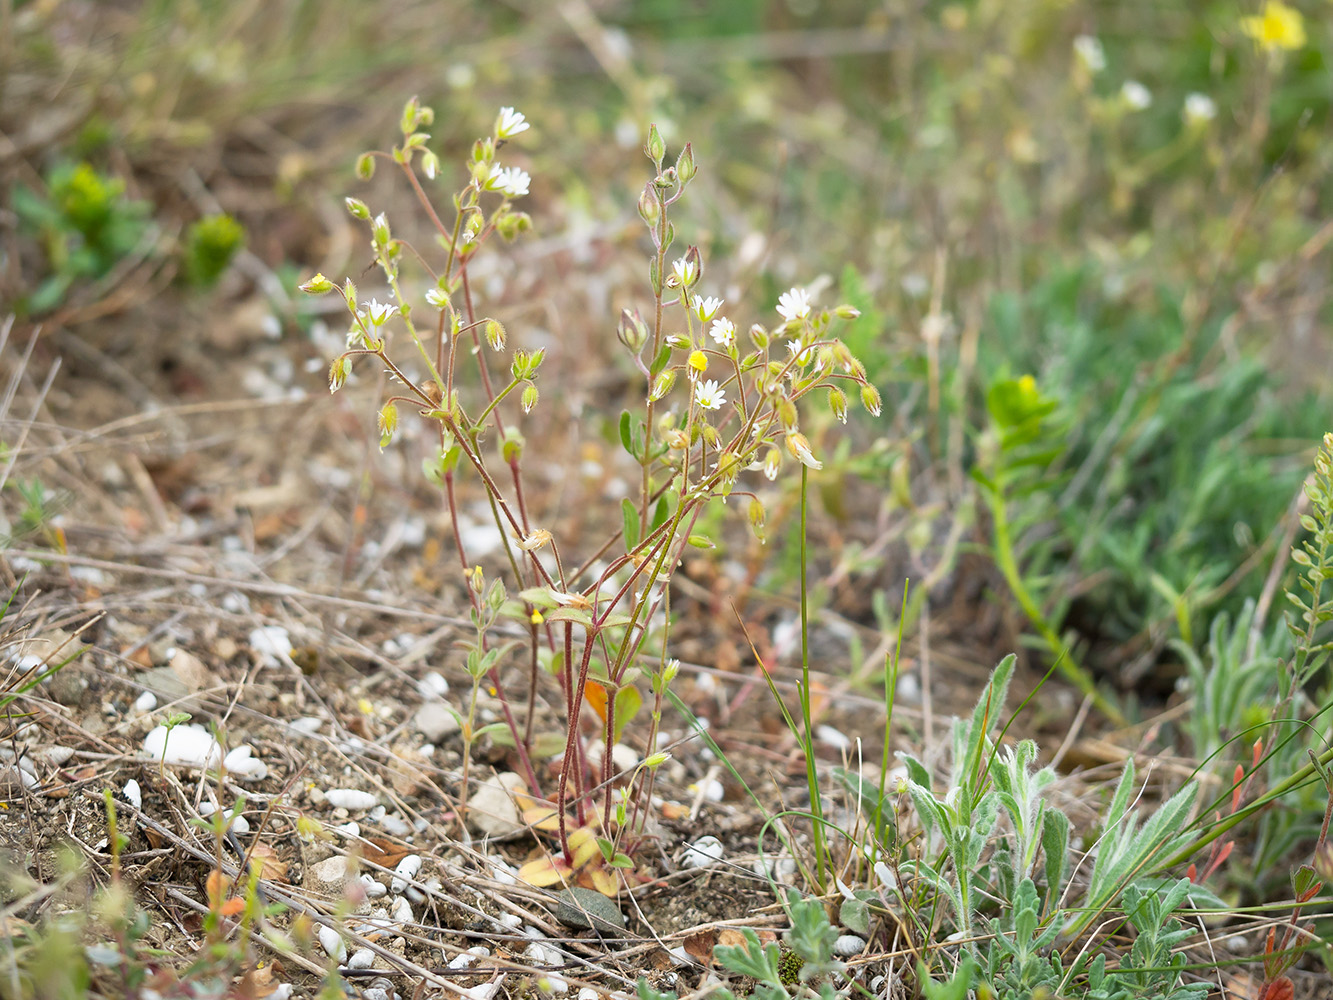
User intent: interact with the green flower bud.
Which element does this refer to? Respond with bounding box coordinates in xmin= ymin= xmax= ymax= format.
xmin=378 ymin=401 xmax=398 ymax=448
xmin=750 ymin=324 xmax=769 ymax=350
xmin=502 ymin=428 xmax=525 ymax=463
xmin=344 ymin=198 xmax=370 ymax=220
xmin=485 ymin=318 xmax=506 ymax=351
xmin=521 ymin=383 xmax=539 ymax=414
xmin=355 ymin=152 xmax=375 ymax=180
xmin=328 ymin=355 xmax=350 ymax=392
xmin=637 ymin=184 xmax=660 ymax=229
xmin=860 ymin=383 xmax=882 ymax=417
xmin=650 ymin=370 xmax=676 ymax=401
xmin=834 ymin=303 xmax=862 ymax=320
xmin=645 ymin=123 xmax=665 ymax=165
xmin=829 ymin=386 xmax=848 ymax=424
xmin=674 ymin=142 xmax=696 ymax=184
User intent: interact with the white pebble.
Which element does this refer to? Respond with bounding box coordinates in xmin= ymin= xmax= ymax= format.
xmin=360 ymin=874 xmax=388 ymax=899
xmin=323 ymin=788 xmax=378 ymax=811
xmin=248 ymin=625 xmax=293 ymax=665
xmin=228 ymin=814 xmax=251 ymax=835
xmin=289 ymin=716 xmax=323 ymax=735
xmin=579 ymin=990 xmax=600 ymax=1000
xmin=834 ymin=934 xmax=866 ymax=956
xmin=346 ymin=947 xmax=375 ymax=970
xmin=37 ymin=745 xmax=75 ymax=766
xmin=142 ymin=724 xmax=222 ymax=769
xmin=122 ymin=779 xmax=141 ymax=809
xmin=390 ymin=895 xmax=414 ymax=925
xmin=379 ymin=813 xmax=410 ymax=837
xmin=682 ymin=836 xmax=724 ymax=869
xmin=223 ymin=745 xmax=268 ymax=781
xmin=133 ymin=691 xmax=157 ymax=714
xmin=417 ymin=671 xmax=450 ymax=698
xmin=448 ymin=946 xmax=489 ymax=970
xmin=815 ymin=725 xmax=852 ymax=752
xmin=499 ymin=913 xmax=523 ymax=929
xmin=318 ymin=925 xmax=346 ymax=962
xmin=335 ymin=821 xmax=361 ymax=838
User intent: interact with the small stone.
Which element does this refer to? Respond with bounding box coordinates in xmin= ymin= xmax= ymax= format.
xmin=467 ymin=772 xmax=525 ymax=837
xmin=307 ymin=856 xmax=353 ymax=897
xmin=346 ymin=947 xmax=375 ymax=970
xmin=318 ymin=925 xmax=346 ymax=962
xmin=681 ymin=836 xmax=724 ymax=869
xmin=413 ymin=700 xmax=460 ymax=742
xmin=552 ymin=887 xmax=625 ymax=934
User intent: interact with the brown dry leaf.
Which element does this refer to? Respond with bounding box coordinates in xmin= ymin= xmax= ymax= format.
xmin=682 ymin=928 xmax=716 ymax=964
xmin=659 ymin=801 xmax=689 ymax=821
xmin=125 ymin=644 xmax=154 ymax=669
xmin=248 ymin=843 xmax=289 ymax=883
xmin=238 ymin=960 xmax=284 ymax=998
xmin=361 ymin=837 xmax=413 ymax=868
xmin=518 ymin=855 xmax=572 ymax=888
xmin=717 ymin=927 xmax=775 ymax=949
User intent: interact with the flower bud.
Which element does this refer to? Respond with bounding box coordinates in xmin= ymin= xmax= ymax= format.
xmin=637 ymin=184 xmax=660 ymax=229
xmin=777 ymin=397 xmax=798 ymax=429
xmin=485 ymin=319 xmax=506 ymax=351
xmin=494 ymin=430 xmax=522 ymax=466
xmin=763 ymin=448 xmax=781 ymax=481
xmin=675 ymin=142 xmax=696 ymax=184
xmin=829 ymin=386 xmax=848 ymax=424
xmin=372 ymin=213 xmax=391 ymax=247
xmin=521 ymin=383 xmax=539 ymax=414
xmin=785 ymin=432 xmax=823 ymax=470
xmin=300 ymin=272 xmax=333 ymax=295
xmin=748 ymin=498 xmax=767 ymax=541
xmin=749 ymin=324 xmax=769 ymax=349
xmin=355 ymin=152 xmax=375 ymax=180
xmin=645 ymin=124 xmax=666 ymax=165
xmin=420 ymin=150 xmax=440 ymax=180
xmin=715 ymin=450 xmax=741 ymax=484
xmin=834 ymin=303 xmax=862 ymax=320
xmin=378 ymin=401 xmax=398 ymax=448
xmin=651 ymin=370 xmax=677 ymax=401
xmin=688 ymin=350 xmax=708 ymax=375
xmin=328 ymin=356 xmax=350 ymax=392
xmin=344 ymin=198 xmax=370 ymax=220
xmin=618 ymin=308 xmax=649 ymax=352
xmin=343 ymin=278 xmax=358 ymax=305
xmin=860 ymin=383 xmax=883 ymax=417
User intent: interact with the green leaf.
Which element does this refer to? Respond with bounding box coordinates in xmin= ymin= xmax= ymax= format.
xmin=619 ymin=410 xmax=634 ymax=457
xmin=622 ymin=498 xmax=641 ymax=551
xmin=612 ymin=684 xmax=644 ymax=744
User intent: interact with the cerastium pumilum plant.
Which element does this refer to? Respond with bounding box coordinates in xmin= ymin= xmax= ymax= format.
xmin=300 ymin=98 xmax=881 ymax=881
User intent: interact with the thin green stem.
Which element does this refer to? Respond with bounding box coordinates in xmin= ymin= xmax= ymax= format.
xmin=799 ymin=465 xmax=827 ymax=891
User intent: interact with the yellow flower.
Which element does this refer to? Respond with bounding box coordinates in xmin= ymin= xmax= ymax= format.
xmin=1241 ymin=1 xmax=1306 ymax=51
xmin=688 ymin=349 xmax=708 ymax=374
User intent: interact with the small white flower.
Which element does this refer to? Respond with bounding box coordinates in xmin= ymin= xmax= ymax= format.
xmin=1073 ymin=34 xmax=1106 ymax=74
xmin=670 ymin=256 xmax=697 ymax=288
xmin=494 ymin=106 xmax=530 ymax=139
xmin=709 ymin=317 xmax=736 ymax=347
xmin=777 ymin=287 xmax=812 ymax=322
xmin=1121 ymin=80 xmax=1152 ymax=111
xmin=1183 ymin=92 xmax=1217 ymax=124
xmin=495 ymin=166 xmax=530 ymax=198
xmin=694 ymin=379 xmax=725 ymax=411
xmin=787 ymin=340 xmax=815 ymax=366
xmin=691 ymin=294 xmax=724 ymax=323
xmin=363 ymin=299 xmax=397 ymax=326
xmin=425 ymin=288 xmax=449 ymax=309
